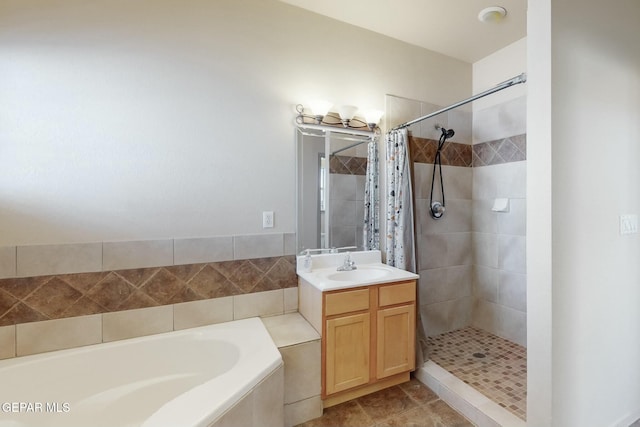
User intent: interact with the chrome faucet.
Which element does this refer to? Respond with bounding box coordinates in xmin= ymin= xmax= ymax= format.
xmin=336 ymin=252 xmax=357 ymax=271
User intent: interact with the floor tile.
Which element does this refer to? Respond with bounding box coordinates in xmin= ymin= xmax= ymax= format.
xmin=427 ymin=326 xmax=527 ymax=420
xmin=296 ymin=379 xmax=474 ymax=427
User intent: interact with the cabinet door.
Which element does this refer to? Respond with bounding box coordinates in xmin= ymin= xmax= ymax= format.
xmin=325 ymin=312 xmax=370 ymax=395
xmin=376 ymin=304 xmax=415 ymax=379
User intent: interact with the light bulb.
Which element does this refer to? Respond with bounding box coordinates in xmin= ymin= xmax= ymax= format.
xmin=363 ymin=109 xmax=384 ymax=130
xmin=308 ymin=100 xmax=332 ymax=123
xmin=337 ymin=105 xmax=358 ymax=127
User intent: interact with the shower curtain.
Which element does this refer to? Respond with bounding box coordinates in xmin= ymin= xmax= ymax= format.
xmin=385 ymin=128 xmax=416 ymax=272
xmin=385 ymin=128 xmax=427 ymax=366
xmin=363 ymin=136 xmax=380 ymax=250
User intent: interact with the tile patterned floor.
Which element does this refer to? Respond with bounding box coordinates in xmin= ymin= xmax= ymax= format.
xmin=296 ymin=379 xmax=474 ymax=427
xmin=427 ymin=327 xmax=527 ymax=420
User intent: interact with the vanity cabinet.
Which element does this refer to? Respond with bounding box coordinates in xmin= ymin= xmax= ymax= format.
xmin=299 ymin=279 xmax=416 ymax=407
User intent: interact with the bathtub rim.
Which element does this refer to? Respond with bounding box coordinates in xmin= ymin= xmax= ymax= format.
xmin=0 ymin=317 xmax=283 ymax=427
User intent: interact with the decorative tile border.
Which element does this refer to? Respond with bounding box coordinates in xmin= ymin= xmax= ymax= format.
xmin=472 ymin=134 xmax=526 ymax=167
xmin=410 ymin=136 xmax=473 ymax=167
xmin=330 ymin=155 xmax=367 ymax=175
xmin=0 ymin=256 xmax=297 ymax=327
xmin=409 ymin=133 xmax=526 ymax=167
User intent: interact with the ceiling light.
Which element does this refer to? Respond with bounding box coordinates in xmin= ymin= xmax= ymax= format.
xmin=478 ymin=6 xmax=507 ymax=23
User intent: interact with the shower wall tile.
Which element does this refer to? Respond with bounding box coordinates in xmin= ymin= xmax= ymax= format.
xmin=16 ymin=314 xmax=102 ymax=356
xmin=423 ymin=200 xmax=472 ymax=235
xmin=472 ymin=167 xmax=498 ymax=200
xmin=471 ymin=299 xmax=499 ymax=335
xmin=330 ymin=174 xmax=357 ymax=201
xmin=0 ymin=325 xmax=15 ymax=359
xmin=472 ymin=233 xmax=498 ymax=269
xmin=497 ymin=306 xmax=527 ymax=347
xmin=355 ymin=175 xmax=366 ymax=201
xmin=17 ymin=243 xmax=102 ymax=277
xmin=498 ymin=235 xmax=527 ymax=274
xmin=103 ymin=239 xmax=173 ymax=271
xmin=410 ymin=137 xmax=472 ymax=167
xmin=102 ymin=305 xmax=173 ymax=342
xmin=0 ymin=247 xmax=16 ymax=279
xmin=447 ymin=109 xmax=473 ymax=144
xmin=416 ymin=101 xmax=446 ymax=140
xmin=234 ymin=234 xmax=284 ymax=259
xmin=174 ymin=236 xmax=233 ymax=265
xmin=417 ymin=234 xmax=447 ymax=270
xmin=422 ymin=297 xmax=472 ymax=337
xmin=419 ymin=266 xmax=472 ymax=305
xmin=330 ymin=200 xmax=356 ymax=227
xmin=414 ymin=164 xmax=473 ymax=201
xmin=496 ymin=161 xmax=527 ymax=199
xmin=472 ymin=200 xmax=498 ymax=234
xmin=497 ymin=199 xmax=526 ymax=236
xmin=330 ymin=226 xmax=357 ymax=249
xmin=498 ymin=271 xmax=527 ymax=312
xmin=473 ymin=266 xmax=498 ymax=304
xmin=472 ymin=96 xmax=527 ymax=144
xmin=447 ymin=233 xmax=473 ymax=266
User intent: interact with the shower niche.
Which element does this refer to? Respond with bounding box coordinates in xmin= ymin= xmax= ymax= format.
xmin=296 ymin=128 xmax=372 ymax=253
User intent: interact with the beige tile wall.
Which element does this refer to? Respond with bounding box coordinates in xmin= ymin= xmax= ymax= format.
xmin=472 ymin=161 xmax=527 ymax=347
xmin=0 ymin=232 xmax=296 ymax=280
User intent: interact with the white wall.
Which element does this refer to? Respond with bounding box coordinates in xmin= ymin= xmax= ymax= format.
xmin=473 ymin=38 xmax=527 ymax=111
xmin=0 ymin=0 xmax=470 ymax=246
xmin=528 ymin=0 xmax=640 ymax=426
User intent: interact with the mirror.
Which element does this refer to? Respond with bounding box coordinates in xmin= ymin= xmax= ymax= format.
xmin=296 ymin=128 xmax=374 ymax=253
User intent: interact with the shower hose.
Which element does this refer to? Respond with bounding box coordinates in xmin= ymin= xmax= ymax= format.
xmin=429 ymin=128 xmax=454 ymax=219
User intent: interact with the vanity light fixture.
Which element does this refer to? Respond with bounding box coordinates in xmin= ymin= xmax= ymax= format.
xmin=363 ymin=109 xmax=384 ymax=131
xmin=296 ymin=103 xmax=383 ymax=133
xmin=307 ymin=100 xmax=333 ymax=124
xmin=337 ymin=105 xmax=358 ymax=127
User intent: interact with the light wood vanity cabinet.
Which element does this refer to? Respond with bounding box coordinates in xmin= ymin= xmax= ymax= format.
xmin=299 ymin=279 xmax=416 ymax=407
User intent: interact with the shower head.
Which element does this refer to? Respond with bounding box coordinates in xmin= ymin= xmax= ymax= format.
xmin=441 ymin=127 xmax=455 ymax=139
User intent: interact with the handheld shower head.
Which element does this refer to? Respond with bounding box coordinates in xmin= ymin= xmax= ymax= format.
xmin=441 ymin=127 xmax=455 ymax=139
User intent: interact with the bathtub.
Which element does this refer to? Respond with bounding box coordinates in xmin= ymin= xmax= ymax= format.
xmin=0 ymin=317 xmax=283 ymax=427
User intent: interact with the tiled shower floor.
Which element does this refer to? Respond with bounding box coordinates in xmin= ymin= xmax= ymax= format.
xmin=427 ymin=327 xmax=527 ymax=420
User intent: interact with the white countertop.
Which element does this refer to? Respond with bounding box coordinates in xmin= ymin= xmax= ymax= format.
xmin=296 ymin=250 xmax=419 ymax=291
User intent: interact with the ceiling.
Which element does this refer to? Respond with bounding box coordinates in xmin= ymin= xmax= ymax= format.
xmin=279 ymin=0 xmax=527 ymax=63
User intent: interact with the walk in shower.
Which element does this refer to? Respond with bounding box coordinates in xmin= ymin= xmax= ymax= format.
xmin=385 ymin=76 xmax=528 ymax=421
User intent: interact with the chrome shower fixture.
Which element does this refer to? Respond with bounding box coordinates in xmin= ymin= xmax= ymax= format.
xmin=429 ymin=126 xmax=455 ymax=220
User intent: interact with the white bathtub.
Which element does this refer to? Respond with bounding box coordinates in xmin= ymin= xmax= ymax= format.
xmin=0 ymin=317 xmax=283 ymax=427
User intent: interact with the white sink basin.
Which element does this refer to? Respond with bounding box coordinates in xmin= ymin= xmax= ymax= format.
xmin=326 ymin=266 xmax=392 ymax=282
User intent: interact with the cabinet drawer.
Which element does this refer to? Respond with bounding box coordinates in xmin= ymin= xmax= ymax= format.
xmin=378 ymin=281 xmax=416 ymax=307
xmin=325 ymin=289 xmax=369 ymax=316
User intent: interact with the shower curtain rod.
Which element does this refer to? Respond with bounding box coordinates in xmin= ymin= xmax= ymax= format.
xmin=331 ymin=139 xmax=369 ymax=156
xmin=390 ymin=73 xmax=527 ymax=131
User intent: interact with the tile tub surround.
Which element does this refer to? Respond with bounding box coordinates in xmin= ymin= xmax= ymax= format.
xmin=0 ymin=256 xmax=297 ymax=326
xmin=0 ymin=255 xmax=297 ymax=327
